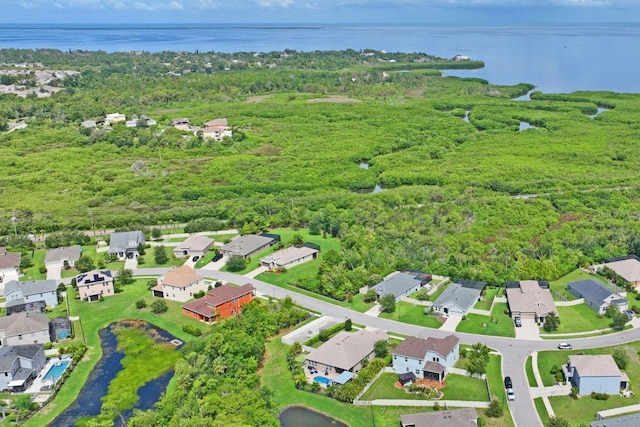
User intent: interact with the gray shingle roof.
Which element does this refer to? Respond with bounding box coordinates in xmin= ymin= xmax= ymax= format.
xmin=433 ymin=283 xmax=481 ymax=313
xmin=44 ymin=245 xmax=82 ymax=265
xmin=590 ymin=412 xmax=640 ymax=427
xmin=0 ymin=247 xmax=21 ymax=269
xmin=219 ymin=234 xmax=274 ymax=257
xmin=568 ymin=279 xmax=627 ymax=307
xmin=0 ymin=344 xmax=43 ymax=372
xmin=108 ymin=231 xmax=145 ymax=253
xmin=0 ymin=312 xmax=49 ymax=336
xmin=4 ymin=280 xmax=57 ymax=297
xmin=372 ymin=272 xmax=424 ymax=298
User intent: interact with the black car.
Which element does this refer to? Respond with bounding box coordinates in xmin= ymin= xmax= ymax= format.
xmin=212 ymin=253 xmax=223 ymax=262
xmin=504 ymin=376 xmax=512 ymax=389
xmin=192 ymin=255 xmax=200 ymax=262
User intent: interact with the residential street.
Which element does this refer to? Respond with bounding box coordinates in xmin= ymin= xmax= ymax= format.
xmin=135 ymin=267 xmax=640 ymax=427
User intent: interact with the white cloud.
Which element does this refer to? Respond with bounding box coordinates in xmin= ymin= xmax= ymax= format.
xmin=254 ymin=0 xmax=294 ymax=7
xmin=168 ymin=1 xmax=184 ymax=9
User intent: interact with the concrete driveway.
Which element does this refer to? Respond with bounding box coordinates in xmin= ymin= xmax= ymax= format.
xmin=440 ymin=315 xmax=463 ymax=332
xmin=203 ymin=256 xmax=228 ymax=271
xmin=124 ymin=257 xmax=138 ymax=270
xmin=515 ymin=318 xmax=542 ymax=341
xmin=46 ymin=262 xmax=62 ymax=281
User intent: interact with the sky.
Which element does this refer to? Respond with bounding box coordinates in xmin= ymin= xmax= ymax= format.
xmin=2 ymin=0 xmax=640 ymax=24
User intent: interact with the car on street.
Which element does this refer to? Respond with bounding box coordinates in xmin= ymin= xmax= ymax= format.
xmin=558 ymin=343 xmax=573 ymax=350
xmin=625 ymin=310 xmax=635 ymax=320
xmin=514 ymin=317 xmax=522 ymax=327
xmin=507 ymin=388 xmax=515 ymax=401
xmin=192 ymin=255 xmax=199 ymax=262
xmin=504 ymin=376 xmax=512 ymax=389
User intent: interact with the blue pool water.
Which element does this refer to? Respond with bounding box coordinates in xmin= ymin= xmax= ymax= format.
xmin=313 ymin=376 xmax=332 ymax=385
xmin=43 ymin=360 xmax=70 ymax=382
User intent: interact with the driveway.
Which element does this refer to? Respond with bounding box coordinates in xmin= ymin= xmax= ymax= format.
xmin=440 ymin=315 xmax=462 ymax=332
xmin=515 ymin=318 xmax=542 ymax=340
xmin=46 ymin=262 xmax=62 ymax=281
xmin=124 ymin=257 xmax=138 ymax=270
xmin=244 ymin=266 xmax=268 ymax=279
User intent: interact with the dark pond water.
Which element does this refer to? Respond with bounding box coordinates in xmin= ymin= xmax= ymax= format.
xmin=48 ymin=321 xmax=178 ymax=427
xmin=279 ymin=405 xmax=348 ymax=427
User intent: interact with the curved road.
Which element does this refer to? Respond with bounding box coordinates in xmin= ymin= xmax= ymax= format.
xmin=137 ymin=267 xmax=640 ymax=427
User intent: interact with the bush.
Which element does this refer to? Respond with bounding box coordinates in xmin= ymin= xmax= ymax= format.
xmin=363 ymin=289 xmax=378 ymax=303
xmin=39 ymin=266 xmax=47 ymax=274
xmin=226 ymin=255 xmax=247 ymax=272
xmin=146 ymin=279 xmax=158 ymax=289
xmin=344 ymin=318 xmax=352 ymax=331
xmin=182 ymin=325 xmax=203 ymax=336
xmin=150 ymin=299 xmax=168 ymax=314
xmin=135 ymin=299 xmax=147 ymax=309
xmin=193 ymin=290 xmax=206 ymax=299
xmin=318 ymin=329 xmax=330 ymax=342
xmin=486 ymin=398 xmax=503 ymax=418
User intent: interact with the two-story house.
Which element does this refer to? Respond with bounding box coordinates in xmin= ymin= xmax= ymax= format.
xmin=182 ymin=284 xmax=255 ymax=323
xmin=4 ymin=279 xmax=58 ymax=314
xmin=76 ymin=270 xmax=115 ymax=302
xmin=108 ymin=231 xmax=145 ymax=260
xmin=151 ymin=266 xmax=208 ymax=302
xmin=0 ymin=247 xmax=21 ymax=294
xmin=0 ymin=312 xmax=51 ymax=347
xmin=0 ymin=344 xmax=46 ymax=391
xmin=392 ymin=335 xmax=460 ymax=382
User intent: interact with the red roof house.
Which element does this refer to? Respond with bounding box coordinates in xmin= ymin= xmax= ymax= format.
xmin=182 ymin=284 xmax=255 ymax=323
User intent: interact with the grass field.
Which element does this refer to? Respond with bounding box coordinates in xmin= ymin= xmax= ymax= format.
xmin=23 ymin=280 xmax=210 ymax=427
xmin=474 ymin=287 xmax=499 ymax=311
xmin=534 ymin=397 xmax=550 ymax=426
xmin=379 ymin=302 xmax=443 ymax=329
xmin=549 ymin=269 xmax=607 ymax=301
xmin=360 ymin=373 xmax=426 ymax=400
xmin=456 ymin=303 xmax=515 ymax=338
xmin=525 ymin=356 xmax=537 ymax=387
xmin=549 ymin=304 xmax=614 ymax=334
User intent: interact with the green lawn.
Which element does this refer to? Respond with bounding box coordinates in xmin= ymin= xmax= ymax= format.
xmin=379 ymin=302 xmax=443 ymax=329
xmin=485 ymin=353 xmax=515 ymax=427
xmin=137 ymin=252 xmax=185 ymax=269
xmin=261 ymin=338 xmax=436 ymax=427
xmin=548 ymin=304 xmax=614 ymax=334
xmin=534 ymin=397 xmax=550 ymax=426
xmin=475 ymin=287 xmax=499 ymax=311
xmin=441 ymin=374 xmax=489 ymax=401
xmin=428 ymin=282 xmax=451 ymax=301
xmin=456 ymin=303 xmax=515 ymax=338
xmin=21 ymin=248 xmax=47 ymax=280
xmin=525 ymin=356 xmax=537 ymax=387
xmin=547 ymin=394 xmax=640 ymax=426
xmin=23 ymin=280 xmax=211 ymax=427
xmin=206 ymin=233 xmax=237 ymax=242
xmin=360 ymin=373 xmax=426 ymax=400
xmin=549 ymin=269 xmax=607 ymax=301
xmin=166 ymin=236 xmax=187 ymax=243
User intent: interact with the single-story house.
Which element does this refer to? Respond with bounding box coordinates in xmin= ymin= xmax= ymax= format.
xmin=506 ymin=280 xmax=557 ymax=323
xmin=392 ymin=335 xmax=460 ymax=382
xmin=182 ymin=284 xmax=255 ymax=323
xmin=4 ymin=279 xmax=58 ymax=314
xmin=0 ymin=247 xmax=21 ymax=294
xmin=108 ymin=230 xmax=145 ymax=260
xmin=564 ymin=354 xmax=629 ymax=395
xmin=371 ymin=271 xmax=432 ymax=302
xmin=260 ymin=246 xmax=319 ymax=270
xmin=172 ymin=235 xmax=215 ymax=258
xmin=44 ymin=245 xmax=82 ymax=269
xmin=0 ymin=344 xmax=46 ymax=392
xmin=105 ymin=112 xmax=126 ymax=124
xmin=76 ymin=270 xmax=115 ymax=302
xmin=597 ymin=255 xmax=640 ymax=290
xmin=219 ymin=234 xmax=276 ymax=259
xmin=400 ymin=408 xmax=478 ymax=427
xmin=0 ymin=312 xmax=51 ymax=346
xmin=567 ymin=279 xmax=629 ymax=314
xmin=432 ymin=283 xmax=482 ymax=316
xmin=591 ymin=412 xmax=640 ymax=427
xmin=152 ymin=266 xmax=208 ymax=302
xmin=201 ymin=118 xmax=232 ymax=141
xmin=305 ymin=329 xmax=388 ymax=376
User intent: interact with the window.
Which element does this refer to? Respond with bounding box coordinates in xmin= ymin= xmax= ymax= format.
xmin=432 ymin=357 xmax=439 ymax=362
xmin=415 ymin=369 xmax=420 ymax=374
xmin=405 ymin=357 xmax=408 ymax=362
xmin=406 ymin=367 xmax=409 ymax=372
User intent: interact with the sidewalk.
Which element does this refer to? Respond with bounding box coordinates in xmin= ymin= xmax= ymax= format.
xmin=364 ymin=304 xmax=383 ymax=317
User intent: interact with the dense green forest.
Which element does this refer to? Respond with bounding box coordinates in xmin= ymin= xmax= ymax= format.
xmin=2 ymin=48 xmax=640 ymax=290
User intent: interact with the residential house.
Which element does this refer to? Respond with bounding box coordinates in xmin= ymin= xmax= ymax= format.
xmin=4 ymin=279 xmax=58 ymax=314
xmin=371 ymin=271 xmax=432 ymax=302
xmin=105 ymin=112 xmax=126 ymax=125
xmin=44 ymin=245 xmax=82 ymax=269
xmin=182 ymin=284 xmax=255 ymax=323
xmin=0 ymin=247 xmax=21 ymax=293
xmin=202 ymin=118 xmax=232 ymax=141
xmin=108 ymin=230 xmax=145 ymax=260
xmin=305 ymin=329 xmax=388 ymax=377
xmin=591 ymin=412 xmax=640 ymax=427
xmin=170 ymin=118 xmax=190 ymax=131
xmin=0 ymin=312 xmax=51 ymax=346
xmin=76 ymin=270 xmax=115 ymax=302
xmin=152 ymin=266 xmax=208 ymax=302
xmin=506 ymin=280 xmax=557 ymax=323
xmin=0 ymin=344 xmax=46 ymax=392
xmin=219 ymin=234 xmax=277 ymax=259
xmin=400 ymin=408 xmax=478 ymax=427
xmin=432 ymin=282 xmax=483 ymax=316
xmin=392 ymin=335 xmax=460 ymax=382
xmin=564 ymin=355 xmax=629 ymax=395
xmin=172 ymin=235 xmax=215 ymax=259
xmin=260 ymin=246 xmax=319 ymax=270
xmin=81 ymin=120 xmax=97 ymax=128
xmin=597 ymin=255 xmax=640 ymax=290
xmin=567 ymin=279 xmax=629 ymax=314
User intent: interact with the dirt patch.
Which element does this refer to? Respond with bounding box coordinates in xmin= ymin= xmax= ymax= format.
xmin=150 ymin=108 xmax=184 ymax=114
xmin=246 ymin=95 xmax=273 ymax=103
xmin=394 ymin=378 xmax=446 ymax=389
xmin=248 ymin=143 xmax=283 ymax=156
xmin=307 ymin=95 xmax=361 ymax=103
xmin=406 ymin=88 xmax=425 ymax=98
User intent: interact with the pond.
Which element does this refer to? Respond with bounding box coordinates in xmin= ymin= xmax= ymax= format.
xmin=519 ymin=121 xmax=537 ymax=131
xmin=48 ymin=321 xmax=179 ymax=427
xmin=355 ymin=184 xmax=386 ymax=194
xmin=463 ymin=110 xmax=470 ymax=123
xmin=588 ymin=107 xmax=609 ymax=119
xmin=279 ymin=405 xmax=348 ymax=427
xmin=358 ymin=162 xmax=369 ymax=169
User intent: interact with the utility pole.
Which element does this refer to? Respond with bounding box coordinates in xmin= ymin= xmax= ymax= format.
xmin=10 ymin=212 xmax=17 ymax=235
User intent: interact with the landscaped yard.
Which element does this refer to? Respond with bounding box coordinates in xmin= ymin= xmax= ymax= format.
xmin=23 ymin=279 xmax=210 ymax=427
xmin=360 ymin=373 xmax=426 ymax=400
xmin=474 ymin=287 xmax=499 ymax=311
xmin=379 ymin=302 xmax=443 ymax=329
xmin=456 ymin=302 xmax=515 ymax=338
xmin=427 ymin=281 xmax=451 ymax=301
xmin=549 ymin=269 xmax=607 ymax=301
xmin=545 ymin=304 xmax=614 ymax=334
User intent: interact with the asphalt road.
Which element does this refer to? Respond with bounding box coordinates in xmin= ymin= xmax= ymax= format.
xmin=137 ymin=267 xmax=640 ymax=427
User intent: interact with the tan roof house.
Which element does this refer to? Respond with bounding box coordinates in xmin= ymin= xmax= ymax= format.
xmin=0 ymin=247 xmax=21 ymax=294
xmin=305 ymin=329 xmax=388 ymax=380
xmin=564 ymin=355 xmax=629 ymax=395
xmin=0 ymin=312 xmax=51 ymax=346
xmin=202 ymin=118 xmax=232 ymax=141
xmin=172 ymin=235 xmax=215 ymax=258
xmin=152 ymin=266 xmax=208 ymax=302
xmin=600 ymin=257 xmax=640 ymax=290
xmin=44 ymin=245 xmax=82 ymax=268
xmin=506 ymin=280 xmax=557 ymax=323
xmin=260 ymin=246 xmax=319 ymax=270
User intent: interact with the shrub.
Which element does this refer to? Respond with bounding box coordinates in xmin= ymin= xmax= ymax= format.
xmin=146 ymin=279 xmax=157 ymax=289
xmin=486 ymin=398 xmax=503 ymax=418
xmin=318 ymin=329 xmax=330 ymax=342
xmin=344 ymin=318 xmax=352 ymax=331
xmin=182 ymin=325 xmax=202 ymax=336
xmin=39 ymin=266 xmax=47 ymax=274
xmin=226 ymin=255 xmax=247 ymax=272
xmin=135 ymin=299 xmax=147 ymax=309
xmin=193 ymin=290 xmax=206 ymax=299
xmin=363 ymin=289 xmax=378 ymax=303
xmin=150 ymin=299 xmax=168 ymax=314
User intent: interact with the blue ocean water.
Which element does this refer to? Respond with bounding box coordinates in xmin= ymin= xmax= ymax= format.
xmin=1 ymin=23 xmax=639 ymax=93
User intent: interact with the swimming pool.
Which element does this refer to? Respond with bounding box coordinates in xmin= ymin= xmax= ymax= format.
xmin=313 ymin=376 xmax=332 ymax=385
xmin=43 ymin=360 xmax=71 ymax=382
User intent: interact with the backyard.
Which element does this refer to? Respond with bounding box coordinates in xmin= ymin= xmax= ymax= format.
xmin=549 ymin=269 xmax=607 ymax=301
xmin=545 ymin=304 xmax=616 ymax=334
xmin=474 ymin=287 xmax=499 ymax=311
xmin=379 ymin=302 xmax=443 ymax=329
xmin=456 ymin=303 xmax=515 ymax=338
